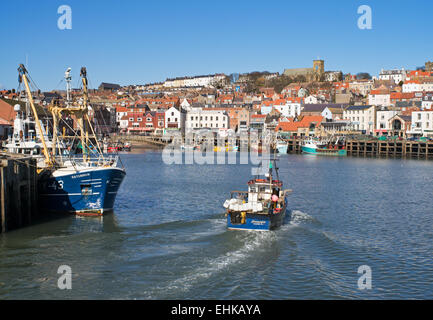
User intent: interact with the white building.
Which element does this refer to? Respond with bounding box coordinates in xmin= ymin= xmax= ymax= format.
xmin=304 ymin=95 xmax=328 ymax=104
xmin=180 ymin=98 xmax=191 ymax=111
xmin=376 ymin=109 xmax=399 ymax=132
xmin=185 ymin=108 xmax=229 ymax=132
xmin=324 ymin=71 xmax=342 ymax=82
xmin=378 ymin=68 xmax=406 ymax=84
xmin=403 ymin=81 xmax=433 ymax=93
xmin=261 ymin=102 xmax=301 ymax=118
xmin=164 ymin=74 xmax=226 ymax=88
xmin=402 ymin=81 xmax=421 ymax=93
xmin=343 ymin=105 xmax=376 ymax=134
xmin=165 ymin=106 xmax=186 ymax=133
xmin=116 ymin=108 xmax=128 ymax=124
xmin=411 ymin=111 xmax=433 ymax=136
xmin=422 ymin=96 xmax=433 ymax=110
xmin=349 ymin=80 xmax=374 ymax=96
xmin=368 ymin=91 xmax=391 ymax=107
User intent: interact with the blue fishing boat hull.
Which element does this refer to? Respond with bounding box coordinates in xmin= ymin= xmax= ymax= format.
xmin=227 ymin=200 xmax=287 ymax=231
xmin=38 ymin=167 xmax=126 ymax=216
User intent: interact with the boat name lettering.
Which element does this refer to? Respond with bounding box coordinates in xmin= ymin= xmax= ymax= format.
xmin=251 ymin=220 xmax=266 ymax=225
xmin=72 ymin=173 xmax=90 ymax=179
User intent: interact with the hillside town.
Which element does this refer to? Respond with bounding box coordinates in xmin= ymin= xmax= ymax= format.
xmin=2 ymin=59 xmax=433 ymax=142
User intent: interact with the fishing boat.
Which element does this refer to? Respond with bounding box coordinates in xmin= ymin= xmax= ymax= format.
xmin=17 ymin=64 xmax=125 ymax=216
xmin=276 ymin=140 xmax=288 ymax=154
xmin=3 ymin=104 xmax=67 ymax=165
xmin=123 ymin=142 xmax=131 ymax=151
xmin=223 ymin=158 xmax=292 ymax=231
xmin=301 ymin=138 xmax=347 ymax=156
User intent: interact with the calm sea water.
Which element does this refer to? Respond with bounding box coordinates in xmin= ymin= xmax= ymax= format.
xmin=1 ymin=150 xmax=433 ymax=299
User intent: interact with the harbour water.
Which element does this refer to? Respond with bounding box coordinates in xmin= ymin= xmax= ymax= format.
xmin=1 ymin=151 xmax=433 ymax=299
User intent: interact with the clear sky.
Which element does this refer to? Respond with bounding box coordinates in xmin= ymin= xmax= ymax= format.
xmin=0 ymin=0 xmax=432 ymax=91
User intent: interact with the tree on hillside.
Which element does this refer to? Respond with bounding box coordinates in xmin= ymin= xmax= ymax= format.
xmin=356 ymin=72 xmax=372 ymax=80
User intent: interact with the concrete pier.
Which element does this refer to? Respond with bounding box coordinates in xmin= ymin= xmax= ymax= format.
xmin=0 ymin=155 xmax=38 ymax=233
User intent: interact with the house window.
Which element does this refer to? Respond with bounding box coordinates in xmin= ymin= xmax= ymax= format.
xmin=129 ymin=118 xmax=134 ymax=121
xmin=147 ymin=117 xmax=152 ymax=122
xmin=171 ymin=112 xmax=174 ymax=116
xmin=137 ymin=118 xmax=142 ymax=122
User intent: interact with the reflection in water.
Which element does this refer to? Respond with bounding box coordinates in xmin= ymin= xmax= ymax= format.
xmin=70 ymin=213 xmax=121 ymax=234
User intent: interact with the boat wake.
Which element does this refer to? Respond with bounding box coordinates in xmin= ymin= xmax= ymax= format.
xmin=145 ymin=230 xmax=277 ymax=298
xmin=289 ymin=210 xmax=317 ymax=226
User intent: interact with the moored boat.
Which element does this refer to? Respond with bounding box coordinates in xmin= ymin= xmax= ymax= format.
xmin=276 ymin=140 xmax=288 ymax=154
xmin=16 ymin=64 xmax=125 ymax=216
xmin=301 ymin=138 xmax=347 ymax=156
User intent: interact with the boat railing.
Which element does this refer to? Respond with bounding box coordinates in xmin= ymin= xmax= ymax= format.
xmin=58 ymin=154 xmax=120 ymax=168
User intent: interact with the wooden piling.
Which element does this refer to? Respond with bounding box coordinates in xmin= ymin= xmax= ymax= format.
xmin=0 ymin=156 xmax=38 ymax=233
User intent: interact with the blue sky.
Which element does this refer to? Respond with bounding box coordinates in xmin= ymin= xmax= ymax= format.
xmin=0 ymin=0 xmax=432 ymax=90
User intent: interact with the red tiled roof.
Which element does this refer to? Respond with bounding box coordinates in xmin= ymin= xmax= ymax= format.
xmin=251 ymin=114 xmax=266 ymax=119
xmin=275 ymin=115 xmax=324 ymax=132
xmin=0 ymin=99 xmax=17 ymax=124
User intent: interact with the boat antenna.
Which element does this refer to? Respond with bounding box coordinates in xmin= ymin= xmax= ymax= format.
xmin=65 ymin=67 xmax=72 ymax=107
xmin=271 ymin=144 xmax=280 ymax=181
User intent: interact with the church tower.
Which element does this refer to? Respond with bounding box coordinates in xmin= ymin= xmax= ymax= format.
xmin=313 ymin=60 xmax=325 ymax=81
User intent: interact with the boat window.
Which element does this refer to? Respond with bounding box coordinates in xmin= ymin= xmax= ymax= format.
xmin=259 ymin=186 xmax=266 ymax=192
xmin=249 ymin=186 xmax=257 ymax=193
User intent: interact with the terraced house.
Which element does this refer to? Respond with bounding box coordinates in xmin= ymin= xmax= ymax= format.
xmin=185 ymin=108 xmax=229 ymax=132
xmin=343 ymin=105 xmax=376 ymax=134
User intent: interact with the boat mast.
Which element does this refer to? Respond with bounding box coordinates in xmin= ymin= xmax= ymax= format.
xmin=80 ymin=67 xmax=89 ymax=161
xmin=48 ymin=66 xmax=103 ymax=163
xmin=18 ymin=64 xmax=53 ymax=166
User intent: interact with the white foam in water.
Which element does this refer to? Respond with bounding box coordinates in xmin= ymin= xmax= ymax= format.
xmin=290 ymin=210 xmax=315 ymax=226
xmin=151 ymin=231 xmax=277 ymax=295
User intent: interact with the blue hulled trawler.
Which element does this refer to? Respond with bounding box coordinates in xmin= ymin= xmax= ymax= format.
xmin=223 ymin=156 xmax=292 ymax=231
xmin=16 ymin=65 xmax=125 ymax=216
